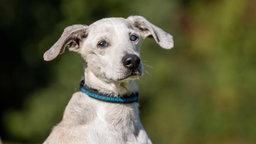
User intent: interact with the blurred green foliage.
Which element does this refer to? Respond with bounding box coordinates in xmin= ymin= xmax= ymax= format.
xmin=1 ymin=0 xmax=256 ymax=143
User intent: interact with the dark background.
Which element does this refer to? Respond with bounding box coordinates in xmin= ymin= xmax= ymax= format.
xmin=1 ymin=0 xmax=256 ymax=143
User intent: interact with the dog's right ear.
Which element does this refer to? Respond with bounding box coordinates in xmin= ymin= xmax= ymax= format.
xmin=127 ymin=16 xmax=173 ymax=49
xmin=43 ymin=24 xmax=88 ymax=61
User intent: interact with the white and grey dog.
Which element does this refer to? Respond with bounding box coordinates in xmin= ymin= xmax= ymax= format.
xmin=43 ymin=15 xmax=174 ymax=144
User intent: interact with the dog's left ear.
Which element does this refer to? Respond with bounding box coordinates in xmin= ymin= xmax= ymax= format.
xmin=127 ymin=16 xmax=174 ymax=49
xmin=43 ymin=24 xmax=88 ymax=61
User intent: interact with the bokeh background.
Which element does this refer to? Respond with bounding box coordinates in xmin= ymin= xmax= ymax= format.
xmin=1 ymin=0 xmax=256 ymax=143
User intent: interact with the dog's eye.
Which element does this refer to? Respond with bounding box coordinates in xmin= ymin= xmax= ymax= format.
xmin=97 ymin=40 xmax=109 ymax=48
xmin=130 ymin=34 xmax=138 ymax=41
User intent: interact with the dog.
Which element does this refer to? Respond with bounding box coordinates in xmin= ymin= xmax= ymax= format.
xmin=43 ymin=15 xmax=173 ymax=144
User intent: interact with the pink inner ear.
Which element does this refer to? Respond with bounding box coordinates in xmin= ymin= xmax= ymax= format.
xmin=67 ymin=40 xmax=78 ymax=48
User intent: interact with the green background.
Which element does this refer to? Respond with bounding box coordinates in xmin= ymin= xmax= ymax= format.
xmin=1 ymin=0 xmax=256 ymax=143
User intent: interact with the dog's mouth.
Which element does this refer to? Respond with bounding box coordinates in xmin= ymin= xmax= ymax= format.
xmin=117 ymin=69 xmax=143 ymax=81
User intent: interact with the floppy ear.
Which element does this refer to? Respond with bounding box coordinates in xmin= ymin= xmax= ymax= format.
xmin=43 ymin=24 xmax=88 ymax=61
xmin=127 ymin=16 xmax=174 ymax=49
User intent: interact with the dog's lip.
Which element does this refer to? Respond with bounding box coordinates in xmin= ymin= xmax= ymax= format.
xmin=117 ymin=70 xmax=142 ymax=81
xmin=118 ymin=75 xmax=138 ymax=81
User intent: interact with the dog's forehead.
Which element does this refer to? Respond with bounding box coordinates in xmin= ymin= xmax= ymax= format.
xmin=89 ymin=18 xmax=132 ymax=32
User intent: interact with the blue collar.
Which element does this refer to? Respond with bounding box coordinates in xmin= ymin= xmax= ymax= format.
xmin=80 ymin=80 xmax=139 ymax=103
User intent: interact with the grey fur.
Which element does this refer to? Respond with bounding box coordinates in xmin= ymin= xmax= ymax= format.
xmin=43 ymin=15 xmax=173 ymax=144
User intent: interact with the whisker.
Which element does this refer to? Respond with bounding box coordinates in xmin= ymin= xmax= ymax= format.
xmin=142 ymin=61 xmax=153 ymax=77
xmin=144 ymin=70 xmax=152 ymax=77
xmin=144 ymin=63 xmax=153 ymax=70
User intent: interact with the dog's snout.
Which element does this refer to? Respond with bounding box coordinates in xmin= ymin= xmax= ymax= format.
xmin=122 ymin=54 xmax=141 ymax=70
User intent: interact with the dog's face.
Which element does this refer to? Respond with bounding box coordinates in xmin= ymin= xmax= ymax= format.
xmin=81 ymin=18 xmax=143 ymax=82
xmin=43 ymin=16 xmax=174 ymax=82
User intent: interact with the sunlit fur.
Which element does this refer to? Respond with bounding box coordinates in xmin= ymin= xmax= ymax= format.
xmin=43 ymin=15 xmax=173 ymax=144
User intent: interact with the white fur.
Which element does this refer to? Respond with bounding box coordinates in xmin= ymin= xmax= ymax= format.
xmin=43 ymin=16 xmax=173 ymax=144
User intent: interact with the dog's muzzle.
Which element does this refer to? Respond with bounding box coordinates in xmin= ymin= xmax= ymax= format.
xmin=118 ymin=54 xmax=142 ymax=81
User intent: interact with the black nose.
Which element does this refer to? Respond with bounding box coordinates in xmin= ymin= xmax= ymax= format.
xmin=122 ymin=54 xmax=141 ymax=70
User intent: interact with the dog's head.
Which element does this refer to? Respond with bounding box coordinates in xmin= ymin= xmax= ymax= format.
xmin=44 ymin=16 xmax=174 ymax=82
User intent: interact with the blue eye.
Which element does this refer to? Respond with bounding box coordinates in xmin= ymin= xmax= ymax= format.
xmin=97 ymin=40 xmax=109 ymax=48
xmin=130 ymin=34 xmax=138 ymax=41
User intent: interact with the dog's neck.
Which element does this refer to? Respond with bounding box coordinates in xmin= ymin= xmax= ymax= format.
xmin=83 ymin=69 xmax=138 ymax=97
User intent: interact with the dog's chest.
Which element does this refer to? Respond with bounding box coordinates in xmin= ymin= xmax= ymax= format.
xmin=87 ymin=103 xmax=140 ymax=143
xmin=97 ymin=103 xmax=139 ymax=126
